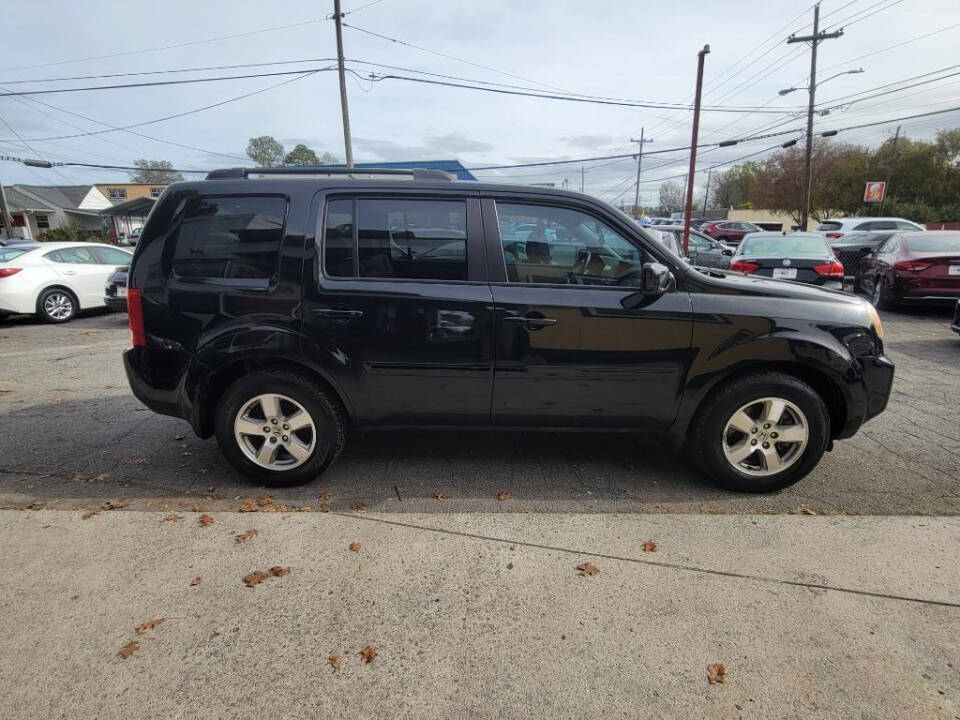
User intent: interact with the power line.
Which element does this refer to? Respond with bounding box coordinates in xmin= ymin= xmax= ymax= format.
xmin=819 ymin=22 xmax=960 ymax=75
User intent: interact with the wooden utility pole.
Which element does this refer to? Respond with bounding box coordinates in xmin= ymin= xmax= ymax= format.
xmin=787 ymin=3 xmax=843 ymax=230
xmin=702 ymin=167 xmax=713 ymax=215
xmin=631 ymin=129 xmax=652 ymax=217
xmin=333 ymin=0 xmax=354 ymax=167
xmin=682 ymin=45 xmax=710 ymax=256
xmin=878 ymin=125 xmax=901 ymax=215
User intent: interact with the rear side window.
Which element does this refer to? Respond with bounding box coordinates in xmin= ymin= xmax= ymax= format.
xmin=93 ymin=247 xmax=133 ymax=265
xmin=172 ymin=195 xmax=287 ymax=280
xmin=0 ymin=248 xmax=29 ymax=262
xmin=47 ymin=247 xmax=98 ymax=264
xmin=323 ymin=198 xmax=468 ymax=281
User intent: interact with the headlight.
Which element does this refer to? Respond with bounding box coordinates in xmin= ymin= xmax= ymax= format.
xmin=865 ymin=302 xmax=884 ymax=341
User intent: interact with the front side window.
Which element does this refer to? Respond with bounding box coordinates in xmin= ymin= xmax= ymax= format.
xmin=323 ymin=198 xmax=468 ymax=281
xmin=171 ymin=195 xmax=287 ymax=280
xmin=47 ymin=247 xmax=98 ymax=264
xmin=496 ymin=202 xmax=645 ymax=286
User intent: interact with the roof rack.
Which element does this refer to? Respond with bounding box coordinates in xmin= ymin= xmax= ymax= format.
xmin=205 ymin=166 xmax=457 ymax=181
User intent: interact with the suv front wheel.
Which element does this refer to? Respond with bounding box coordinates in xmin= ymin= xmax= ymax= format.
xmin=214 ymin=370 xmax=345 ymax=486
xmin=691 ymin=372 xmax=830 ymax=492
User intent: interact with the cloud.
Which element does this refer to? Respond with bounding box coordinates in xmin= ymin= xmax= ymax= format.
xmin=352 ymin=132 xmax=493 ymax=161
xmin=424 ymin=132 xmax=493 ymax=154
xmin=559 ymin=134 xmax=616 ymax=149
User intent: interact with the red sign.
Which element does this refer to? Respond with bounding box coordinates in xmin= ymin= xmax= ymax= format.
xmin=863 ymin=181 xmax=886 ymax=204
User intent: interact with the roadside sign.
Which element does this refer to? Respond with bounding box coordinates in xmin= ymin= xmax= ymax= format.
xmin=863 ymin=181 xmax=886 ymax=203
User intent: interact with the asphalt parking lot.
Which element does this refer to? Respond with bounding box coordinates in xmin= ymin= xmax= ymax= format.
xmin=1 ymin=304 xmax=958 ymax=515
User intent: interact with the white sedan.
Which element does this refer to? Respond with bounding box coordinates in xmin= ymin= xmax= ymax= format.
xmin=0 ymin=242 xmax=133 ymax=323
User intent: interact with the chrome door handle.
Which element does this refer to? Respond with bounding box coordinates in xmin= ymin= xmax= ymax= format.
xmin=503 ymin=314 xmax=557 ymax=329
xmin=62 ymin=271 xmax=77 ymax=275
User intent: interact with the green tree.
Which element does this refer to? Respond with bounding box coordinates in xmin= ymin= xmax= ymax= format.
xmin=283 ymin=144 xmax=321 ymax=166
xmin=710 ymin=162 xmax=762 ymax=209
xmin=128 ymin=159 xmax=184 ymax=184
xmin=246 ymin=136 xmax=285 ymax=167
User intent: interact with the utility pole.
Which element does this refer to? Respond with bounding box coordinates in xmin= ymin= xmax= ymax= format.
xmin=580 ymin=165 xmax=584 ymax=193
xmin=787 ymin=3 xmax=843 ymax=230
xmin=631 ymin=129 xmax=652 ymax=217
xmin=0 ymin=182 xmax=15 ymax=235
xmin=682 ymin=45 xmax=710 ymax=256
xmin=333 ymin=0 xmax=354 ymax=168
xmin=702 ymin=166 xmax=713 ymax=215
xmin=878 ymin=125 xmax=901 ymax=215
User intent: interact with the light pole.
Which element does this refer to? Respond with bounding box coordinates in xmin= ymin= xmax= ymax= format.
xmin=778 ymin=68 xmax=863 ymax=96
xmin=631 ymin=129 xmax=653 ymax=217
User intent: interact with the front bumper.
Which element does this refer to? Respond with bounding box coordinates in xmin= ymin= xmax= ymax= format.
xmin=835 ymin=353 xmax=895 ymax=439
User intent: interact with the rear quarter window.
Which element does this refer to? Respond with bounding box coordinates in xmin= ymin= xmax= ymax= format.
xmin=818 ymin=222 xmax=842 ymax=231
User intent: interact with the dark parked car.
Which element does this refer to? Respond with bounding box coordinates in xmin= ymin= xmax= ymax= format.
xmin=123 ymin=167 xmax=893 ymax=493
xmin=856 ymin=231 xmax=960 ymax=308
xmin=828 ymin=230 xmax=897 ymax=276
xmin=952 ymin=300 xmax=960 ymax=336
xmin=657 ymin=226 xmax=734 ymax=269
xmin=729 ymin=232 xmax=844 ymax=290
xmin=702 ymin=220 xmax=762 ymax=244
xmin=104 ymin=267 xmax=128 ymax=312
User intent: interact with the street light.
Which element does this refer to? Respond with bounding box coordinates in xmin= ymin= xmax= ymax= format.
xmin=778 ymin=67 xmax=864 ymax=96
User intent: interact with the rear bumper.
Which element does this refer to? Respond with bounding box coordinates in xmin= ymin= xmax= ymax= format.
xmin=105 ymin=296 xmax=127 ymax=312
xmin=123 ymin=348 xmax=187 ymax=420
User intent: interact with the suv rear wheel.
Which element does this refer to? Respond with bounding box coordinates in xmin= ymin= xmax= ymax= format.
xmin=691 ymin=372 xmax=830 ymax=492
xmin=214 ymin=370 xmax=345 ymax=486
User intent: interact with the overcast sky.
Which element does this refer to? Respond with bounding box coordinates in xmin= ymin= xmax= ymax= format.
xmin=1 ymin=0 xmax=958 ymax=205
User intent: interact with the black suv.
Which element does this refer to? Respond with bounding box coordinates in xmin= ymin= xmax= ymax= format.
xmin=123 ymin=167 xmax=894 ymax=492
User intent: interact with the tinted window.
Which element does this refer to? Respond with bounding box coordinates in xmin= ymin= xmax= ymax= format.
xmin=0 ymin=248 xmax=29 ymax=262
xmin=172 ymin=196 xmax=286 ymax=280
xmin=358 ymin=199 xmax=467 ymax=281
xmin=818 ymin=221 xmax=842 ymax=231
xmin=47 ymin=247 xmax=98 ymax=264
xmin=93 ymin=247 xmax=132 ymax=265
xmin=877 ymin=237 xmax=899 ymax=254
xmin=738 ymin=235 xmax=829 ymax=257
xmin=496 ymin=202 xmax=645 ymax=286
xmin=324 ymin=199 xmax=354 ymax=277
xmin=895 ymin=220 xmax=920 ymax=230
xmin=905 ymin=234 xmax=960 ymax=252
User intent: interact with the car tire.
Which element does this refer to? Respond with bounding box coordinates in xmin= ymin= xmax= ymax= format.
xmin=37 ymin=288 xmax=77 ymax=323
xmin=871 ymin=276 xmax=896 ymax=310
xmin=214 ymin=370 xmax=346 ymax=487
xmin=853 ymin=269 xmax=864 ymax=293
xmin=690 ymin=372 xmax=830 ymax=493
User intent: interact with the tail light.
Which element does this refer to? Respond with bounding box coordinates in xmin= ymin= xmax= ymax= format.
xmin=730 ymin=261 xmax=759 ymax=274
xmin=704 ymin=223 xmax=716 ymax=234
xmin=0 ymin=268 xmax=22 ymax=278
xmin=813 ymin=261 xmax=844 ymax=277
xmin=894 ymin=260 xmax=932 ymax=272
xmin=826 ymin=232 xmax=843 ymax=239
xmin=127 ymin=287 xmax=146 ymax=347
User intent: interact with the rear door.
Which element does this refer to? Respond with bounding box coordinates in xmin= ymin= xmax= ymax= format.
xmin=301 ymin=190 xmax=495 ymax=425
xmin=43 ymin=246 xmax=106 ymax=307
xmin=485 ymin=196 xmax=693 ymax=429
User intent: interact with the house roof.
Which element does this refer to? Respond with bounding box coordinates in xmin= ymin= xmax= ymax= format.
xmin=14 ymin=185 xmax=93 ymax=211
xmin=99 ymin=196 xmax=156 ymax=216
xmin=3 ymin=187 xmax=54 ymax=212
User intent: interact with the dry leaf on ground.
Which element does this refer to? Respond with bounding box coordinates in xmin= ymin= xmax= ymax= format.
xmin=81 ymin=510 xmax=100 ymax=520
xmin=92 ymin=473 xmax=112 ymax=482
xmin=707 ymin=663 xmax=727 ymax=684
xmin=83 ymin=330 xmax=98 ymax=336
xmin=243 ymin=570 xmax=270 ymax=587
xmin=192 ymin=504 xmax=202 ymax=512
xmin=262 ymin=505 xmax=291 ymax=513
xmin=432 ymin=491 xmax=446 ymax=500
xmin=238 ymin=500 xmax=257 ymax=512
xmin=798 ymin=504 xmax=817 ymax=515
xmin=190 ymin=576 xmax=202 ymax=586
xmin=318 ymin=491 xmax=332 ymax=501
xmin=17 ymin=503 xmax=43 ymax=511
xmin=360 ymin=646 xmax=377 ymax=663
xmin=52 ymin=396 xmax=65 ymax=403
xmin=348 ymin=542 xmax=361 ymax=552
xmin=350 ymin=501 xmax=367 ymax=513
xmin=496 ymin=491 xmax=510 ymax=501
xmin=328 ymin=653 xmax=341 ymax=670
xmin=642 ymin=540 xmax=659 ymax=552
xmin=102 ymin=499 xmax=128 ymax=510
xmin=235 ymin=529 xmax=259 ymax=543
xmin=199 ymin=513 xmax=214 ymax=526
xmin=576 ymin=562 xmax=600 ymax=577
xmin=257 ymin=496 xmax=274 ymax=506
xmin=268 ymin=566 xmax=290 ymax=577
xmin=135 ymin=618 xmax=165 ymax=634
xmin=162 ymin=514 xmax=183 ymax=522
xmin=118 ymin=640 xmax=140 ymax=659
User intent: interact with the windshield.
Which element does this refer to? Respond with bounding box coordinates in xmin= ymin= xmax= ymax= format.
xmin=738 ymin=235 xmax=829 ymax=257
xmin=905 ymin=234 xmax=960 ymax=252
xmin=0 ymin=248 xmax=30 ymax=262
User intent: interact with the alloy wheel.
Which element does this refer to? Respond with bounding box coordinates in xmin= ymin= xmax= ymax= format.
xmin=233 ymin=393 xmax=317 ymax=471
xmin=721 ymin=397 xmax=809 ymax=477
xmin=43 ymin=292 xmax=73 ymax=321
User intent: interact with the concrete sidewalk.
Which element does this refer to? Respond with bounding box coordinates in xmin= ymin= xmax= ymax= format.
xmin=1 ymin=510 xmax=958 ymax=719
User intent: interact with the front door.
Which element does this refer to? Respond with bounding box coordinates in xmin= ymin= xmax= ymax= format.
xmin=486 ymin=199 xmax=693 ymax=429
xmin=301 ymin=192 xmax=495 ymax=425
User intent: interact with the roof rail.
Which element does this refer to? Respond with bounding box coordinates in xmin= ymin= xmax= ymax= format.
xmin=205 ymin=166 xmax=457 ymax=181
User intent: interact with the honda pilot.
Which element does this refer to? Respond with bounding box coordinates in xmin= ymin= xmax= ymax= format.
xmin=122 ymin=167 xmax=894 ymax=492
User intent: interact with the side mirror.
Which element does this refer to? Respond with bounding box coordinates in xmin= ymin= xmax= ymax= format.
xmin=721 ymin=248 xmax=733 ymax=256
xmin=641 ymin=262 xmax=675 ymax=295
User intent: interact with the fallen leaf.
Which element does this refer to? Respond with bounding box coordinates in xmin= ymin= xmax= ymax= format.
xmin=162 ymin=514 xmax=183 ymax=522
xmin=257 ymin=496 xmax=274 ymax=506
xmin=328 ymin=653 xmax=342 ymax=670
xmin=521 ymin=508 xmax=532 ymax=514
xmin=798 ymin=504 xmax=816 ymax=515
xmin=360 ymin=645 xmax=377 ymax=663
xmin=317 ymin=504 xmax=331 ymax=513
xmin=83 ymin=330 xmax=98 ymax=336
xmin=238 ymin=500 xmax=257 ymax=513
xmin=52 ymin=396 xmax=65 ymax=403
xmin=576 ymin=562 xmax=600 ymax=577
xmin=235 ymin=529 xmax=259 ymax=543
xmin=190 ymin=576 xmax=202 ymax=586
xmin=81 ymin=510 xmax=100 ymax=520
xmin=642 ymin=540 xmax=659 ymax=552
xmin=92 ymin=473 xmax=112 ymax=482
xmin=135 ymin=618 xmax=165 ymax=634
xmin=16 ymin=503 xmax=43 ymax=511
xmin=268 ymin=566 xmax=290 ymax=577
xmin=261 ymin=504 xmax=291 ymax=513
xmin=350 ymin=501 xmax=367 ymax=513
xmin=707 ymin=663 xmax=727 ymax=684
xmin=297 ymin=505 xmax=314 ymax=512
xmin=432 ymin=491 xmax=446 ymax=500
xmin=199 ymin=513 xmax=214 ymax=526
xmin=243 ymin=570 xmax=270 ymax=587
xmin=349 ymin=542 xmax=361 ymax=552
xmin=318 ymin=491 xmax=332 ymax=501
xmin=192 ymin=504 xmax=202 ymax=513
xmin=118 ymin=640 xmax=140 ymax=659
xmin=496 ymin=491 xmax=510 ymax=501
xmin=102 ymin=499 xmax=128 ymax=510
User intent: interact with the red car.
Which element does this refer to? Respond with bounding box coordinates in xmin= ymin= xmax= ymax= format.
xmin=702 ymin=220 xmax=762 ymax=244
xmin=856 ymin=231 xmax=960 ymax=309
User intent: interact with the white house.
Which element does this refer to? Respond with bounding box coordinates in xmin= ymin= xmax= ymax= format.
xmin=1 ymin=185 xmax=111 ymax=240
